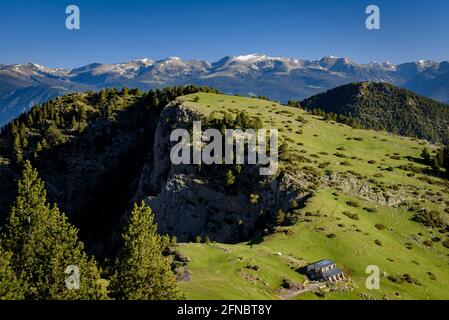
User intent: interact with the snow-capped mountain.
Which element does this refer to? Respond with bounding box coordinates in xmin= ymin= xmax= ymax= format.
xmin=1 ymin=54 xmax=449 ymax=126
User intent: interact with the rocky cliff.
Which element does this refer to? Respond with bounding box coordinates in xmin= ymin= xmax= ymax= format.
xmin=130 ymin=100 xmax=310 ymax=243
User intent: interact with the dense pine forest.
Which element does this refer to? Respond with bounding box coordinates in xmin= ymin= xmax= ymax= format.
xmin=301 ymin=82 xmax=449 ymax=144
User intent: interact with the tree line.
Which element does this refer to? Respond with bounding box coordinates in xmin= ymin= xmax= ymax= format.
xmin=0 ymin=85 xmax=221 ymax=167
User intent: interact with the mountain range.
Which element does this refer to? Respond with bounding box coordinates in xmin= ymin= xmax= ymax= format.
xmin=1 ymin=53 xmax=449 ymax=126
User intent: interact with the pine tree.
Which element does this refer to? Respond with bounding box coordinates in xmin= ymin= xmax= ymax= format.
xmin=109 ymin=202 xmax=182 ymax=300
xmin=421 ymin=147 xmax=432 ymax=165
xmin=78 ymin=105 xmax=87 ymax=122
xmin=225 ymin=170 xmax=236 ymax=186
xmin=433 ymin=147 xmax=445 ymax=170
xmin=10 ymin=122 xmax=18 ymax=136
xmin=3 ymin=161 xmax=105 ymax=300
xmin=13 ymin=134 xmax=23 ymax=163
xmin=19 ymin=123 xmax=26 ymax=138
xmin=71 ymin=115 xmax=78 ymax=129
xmin=0 ymin=242 xmax=24 ymax=300
xmin=276 ymin=209 xmax=286 ymax=226
xmin=121 ymin=87 xmax=129 ymax=97
xmin=27 ymin=114 xmax=34 ymax=126
xmin=443 ymin=146 xmax=449 ymax=176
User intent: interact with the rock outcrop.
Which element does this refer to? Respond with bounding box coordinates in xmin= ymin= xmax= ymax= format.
xmin=131 ymin=101 xmax=309 ymax=243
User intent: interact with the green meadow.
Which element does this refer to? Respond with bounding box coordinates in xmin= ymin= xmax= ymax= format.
xmin=175 ymin=93 xmax=449 ymax=300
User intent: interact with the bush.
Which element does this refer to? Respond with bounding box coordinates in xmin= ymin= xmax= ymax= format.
xmin=423 ymin=240 xmax=433 ymax=247
xmin=442 ymin=239 xmax=449 ymax=249
xmin=388 ymin=275 xmax=403 ymax=284
xmin=334 ymin=152 xmax=348 ymax=158
xmin=342 ymin=211 xmax=359 ymax=220
xmin=412 ymin=210 xmax=446 ymax=229
xmin=281 ymin=278 xmax=298 ymax=289
xmin=346 ymin=201 xmax=360 ymax=208
xmin=388 ymin=274 xmax=420 ymax=285
xmin=249 ymin=194 xmax=259 ymax=204
xmin=428 ymin=272 xmax=437 ymax=281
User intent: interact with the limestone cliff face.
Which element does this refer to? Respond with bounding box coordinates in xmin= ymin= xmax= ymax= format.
xmin=131 ymin=101 xmax=309 ymax=243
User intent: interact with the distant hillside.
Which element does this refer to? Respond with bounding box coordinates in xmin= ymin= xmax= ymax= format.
xmin=301 ymin=82 xmax=449 ymax=144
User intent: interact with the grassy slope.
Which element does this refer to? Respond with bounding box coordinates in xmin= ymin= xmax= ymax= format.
xmin=174 ymin=93 xmax=449 ymax=300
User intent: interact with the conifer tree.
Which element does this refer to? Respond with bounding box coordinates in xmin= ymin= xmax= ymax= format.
xmin=443 ymin=146 xmax=449 ymax=176
xmin=27 ymin=114 xmax=34 ymax=126
xmin=13 ymin=134 xmax=22 ymax=163
xmin=0 ymin=242 xmax=24 ymax=300
xmin=121 ymin=87 xmax=129 ymax=97
xmin=3 ymin=161 xmax=105 ymax=300
xmin=71 ymin=115 xmax=78 ymax=129
xmin=433 ymin=147 xmax=446 ymax=171
xmin=421 ymin=147 xmax=432 ymax=165
xmin=225 ymin=170 xmax=236 ymax=186
xmin=109 ymin=202 xmax=182 ymax=300
xmin=78 ymin=105 xmax=87 ymax=122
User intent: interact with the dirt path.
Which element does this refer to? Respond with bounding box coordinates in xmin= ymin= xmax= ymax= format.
xmin=279 ymin=283 xmax=326 ymax=300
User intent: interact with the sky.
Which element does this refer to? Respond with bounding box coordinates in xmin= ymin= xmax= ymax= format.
xmin=0 ymin=0 xmax=448 ymax=68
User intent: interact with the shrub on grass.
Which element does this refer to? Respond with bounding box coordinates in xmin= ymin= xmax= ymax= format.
xmin=412 ymin=210 xmax=446 ymax=228
xmin=388 ymin=275 xmax=403 ymax=284
xmin=428 ymin=272 xmax=437 ymax=281
xmin=342 ymin=211 xmax=359 ymax=220
xmin=346 ymin=201 xmax=360 ymax=208
xmin=423 ymin=240 xmax=433 ymax=247
xmin=334 ymin=152 xmax=348 ymax=158
xmin=442 ymin=239 xmax=449 ymax=249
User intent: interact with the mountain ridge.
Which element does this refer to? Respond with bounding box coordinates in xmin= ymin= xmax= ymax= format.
xmin=2 ymin=53 xmax=449 ymax=126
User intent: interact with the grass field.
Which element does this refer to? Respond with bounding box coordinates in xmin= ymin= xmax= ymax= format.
xmin=174 ymin=93 xmax=449 ymax=300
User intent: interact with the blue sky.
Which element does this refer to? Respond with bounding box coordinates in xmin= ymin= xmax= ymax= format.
xmin=0 ymin=0 xmax=448 ymax=68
